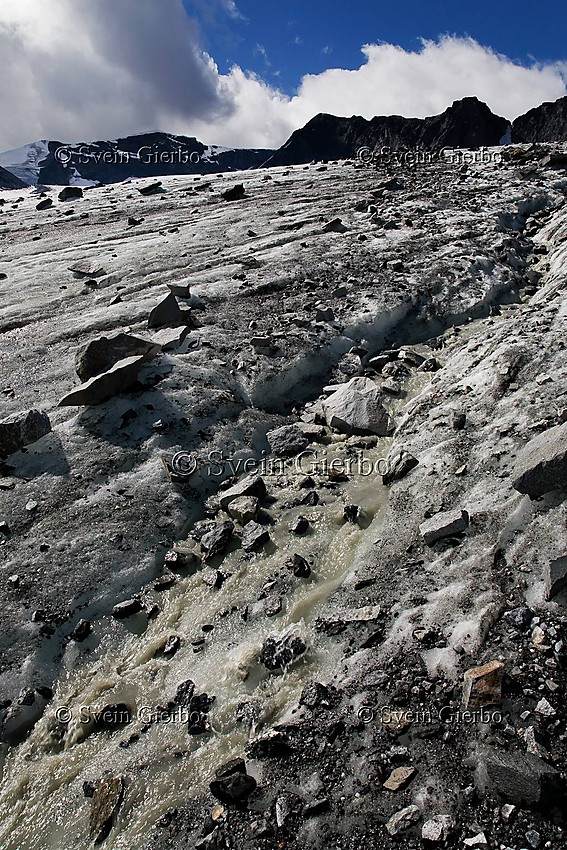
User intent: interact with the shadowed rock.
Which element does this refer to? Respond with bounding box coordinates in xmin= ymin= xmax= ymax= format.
xmin=323 ymin=377 xmax=394 ymax=436
xmin=75 ymin=333 xmax=160 ymax=381
xmin=59 ymin=355 xmax=147 ymax=406
xmin=0 ymin=409 xmax=52 ymax=459
xmin=512 ymin=422 xmax=567 ymax=498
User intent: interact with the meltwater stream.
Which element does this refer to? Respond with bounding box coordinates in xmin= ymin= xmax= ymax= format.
xmin=0 ymin=374 xmax=432 ymax=850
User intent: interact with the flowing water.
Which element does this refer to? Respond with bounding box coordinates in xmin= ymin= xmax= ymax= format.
xmin=0 ymin=373 xmax=433 ymax=850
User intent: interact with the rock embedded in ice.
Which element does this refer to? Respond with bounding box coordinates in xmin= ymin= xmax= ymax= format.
xmin=147 ymin=291 xmax=183 ymax=329
xmin=0 ymin=408 xmax=51 ymax=459
xmin=138 ymin=181 xmax=163 ymax=196
xmin=112 ymin=598 xmax=143 ymax=619
xmin=59 ymin=355 xmax=147 ymax=406
xmin=221 ymin=184 xmax=245 ymax=201
xmin=323 ymin=217 xmax=348 ymax=233
xmin=322 ymin=377 xmax=394 ymax=436
xmin=382 ymin=449 xmax=419 ymax=485
xmin=462 ymin=660 xmax=504 ymax=709
xmin=151 ymin=325 xmax=191 ymax=352
xmin=419 ymin=508 xmax=469 ymax=545
xmin=36 ymin=198 xmax=53 ymax=211
xmin=75 ymin=332 xmax=160 ymax=381
xmin=511 ymin=422 xmax=567 ymax=498
xmin=545 ymin=555 xmax=567 ymax=600
xmin=58 ymin=186 xmax=83 ymax=201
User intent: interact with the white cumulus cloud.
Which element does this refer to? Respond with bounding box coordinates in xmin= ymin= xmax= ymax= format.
xmin=0 ymin=0 xmax=565 ymax=152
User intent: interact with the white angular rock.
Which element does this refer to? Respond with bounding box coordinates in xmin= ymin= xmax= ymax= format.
xmin=419 ymin=508 xmax=469 ymax=545
xmin=322 ymin=377 xmax=394 ymax=436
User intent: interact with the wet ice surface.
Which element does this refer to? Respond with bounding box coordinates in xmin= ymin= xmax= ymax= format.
xmin=0 ymin=154 xmax=565 ymax=848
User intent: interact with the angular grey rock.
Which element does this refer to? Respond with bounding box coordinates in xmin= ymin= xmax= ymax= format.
xmin=201 ymin=522 xmax=234 ymax=559
xmin=0 ymin=409 xmax=52 ymax=459
xmin=322 ymin=377 xmax=394 ymax=436
xmin=151 ymin=325 xmax=191 ymax=352
xmin=315 ymin=306 xmax=335 ymax=322
xmin=263 ymin=595 xmax=283 ymax=617
xmin=112 ymin=599 xmax=143 ymax=619
xmin=511 ymin=422 xmax=567 ymax=498
xmin=58 ymin=186 xmax=83 ymax=201
xmin=398 ymin=348 xmax=425 ymax=367
xmin=167 ymin=282 xmax=191 ymax=297
xmin=75 ymin=332 xmax=160 ymax=381
xmin=386 ymin=805 xmax=421 ymax=836
xmin=266 ymin=424 xmax=309 ymax=457
xmin=36 ymin=198 xmax=53 ymax=211
xmin=138 ymin=181 xmax=163 ymax=196
xmin=227 ymin=496 xmax=258 ymax=525
xmin=209 ymin=771 xmax=256 ymax=804
xmin=545 ymin=555 xmax=567 ymax=600
xmin=59 ymin=355 xmax=146 ymax=406
xmin=241 ymin=521 xmax=270 ymax=552
xmin=68 ymin=260 xmax=105 ymax=277
xmin=382 ymin=449 xmax=419 ymax=485
xmin=219 ymin=475 xmax=267 ymax=512
xmin=419 ymin=508 xmax=469 ymax=545
xmin=148 ymin=292 xmax=183 ymax=329
xmin=323 ymin=218 xmax=348 ymax=233
xmin=221 ymin=184 xmax=245 ymax=201
xmin=477 ymin=748 xmax=565 ymax=810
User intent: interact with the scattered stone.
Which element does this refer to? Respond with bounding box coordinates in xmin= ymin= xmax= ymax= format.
xmin=501 ymin=803 xmax=517 ymax=822
xmin=167 ymin=282 xmax=191 ymax=298
xmin=162 ymin=635 xmax=181 ymax=658
xmin=246 ymin=730 xmax=291 ymax=759
xmin=544 ymin=555 xmax=567 ymax=600
xmin=382 ymin=449 xmax=419 ymax=485
xmin=525 ymin=828 xmax=542 ymax=849
xmin=219 ymin=475 xmax=267 ymax=512
xmin=0 ymin=409 xmax=52 ymax=459
xmin=201 ymin=569 xmax=225 ymax=589
xmin=451 ymin=411 xmax=467 ymax=430
xmin=322 ymin=377 xmax=394 ymax=436
xmin=266 ymin=424 xmax=309 ymax=457
xmin=381 ymin=377 xmax=401 ymax=396
xmin=419 ymin=508 xmax=469 ymax=545
xmin=477 ymin=748 xmax=565 ymax=810
xmin=511 ymin=422 xmax=567 ymax=498
xmin=315 ymin=307 xmax=335 ymax=322
xmin=463 ymin=660 xmax=504 ymax=709
xmin=303 ymin=798 xmax=330 ymax=817
xmin=287 ymin=553 xmax=311 ymax=578
xmin=241 ymin=521 xmax=270 ymax=552
xmin=58 ymin=186 xmax=83 ymax=201
xmin=535 ymin=697 xmax=556 ymax=717
xmin=36 ymin=198 xmax=53 ymax=211
xmin=209 ymin=771 xmax=256 ymax=804
xmin=151 ymin=326 xmax=191 ymax=352
xmin=138 ymin=181 xmax=163 ymax=196
xmin=504 ymin=606 xmax=534 ymax=629
xmin=323 ymin=218 xmax=348 ymax=233
xmin=398 ymin=348 xmax=425 ymax=367
xmin=227 ymin=496 xmax=259 ymax=525
xmin=112 ymin=599 xmax=143 ymax=619
xmin=89 ymin=775 xmax=124 ymax=842
xmin=383 ymin=766 xmax=417 ymax=791
xmin=221 ymin=184 xmax=245 ymax=201
xmin=59 ymin=356 xmax=146 ymax=406
xmin=264 ymin=595 xmax=283 ymax=617
xmin=385 ymin=805 xmax=421 ymax=836
xmin=299 ymin=681 xmax=336 ymax=710
xmin=71 ymin=619 xmax=92 ymax=642
xmin=290 ymin=516 xmax=309 ymax=535
xmin=422 ymin=815 xmax=455 ymax=843
xmin=343 ymin=504 xmax=361 ymax=523
xmin=260 ymin=633 xmax=307 ymax=670
xmin=68 ymin=260 xmax=106 ymax=277
xmin=200 ymin=522 xmax=234 ymax=559
xmin=148 ymin=292 xmax=183 ymax=329
xmin=464 ymin=833 xmax=488 ymax=847
xmin=75 ymin=333 xmax=159 ymax=381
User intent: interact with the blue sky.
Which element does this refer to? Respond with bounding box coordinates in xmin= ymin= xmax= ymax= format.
xmin=186 ymin=0 xmax=567 ymax=96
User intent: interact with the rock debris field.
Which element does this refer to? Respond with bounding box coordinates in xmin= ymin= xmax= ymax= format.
xmin=0 ymin=148 xmax=566 ymax=849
